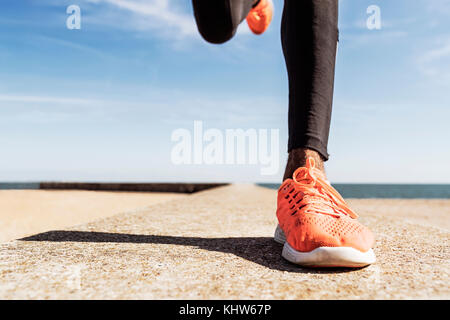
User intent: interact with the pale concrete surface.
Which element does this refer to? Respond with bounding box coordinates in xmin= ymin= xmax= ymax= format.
xmin=0 ymin=184 xmax=448 ymax=299
xmin=0 ymin=190 xmax=184 ymax=242
xmin=348 ymin=198 xmax=450 ymax=231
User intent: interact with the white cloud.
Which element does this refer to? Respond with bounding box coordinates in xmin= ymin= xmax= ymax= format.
xmin=0 ymin=94 xmax=101 ymax=105
xmin=0 ymin=94 xmax=113 ymax=123
xmin=417 ymin=38 xmax=450 ymax=82
xmin=85 ymin=0 xmax=197 ymax=38
xmin=82 ymin=0 xmax=253 ymax=42
xmin=418 ymin=43 xmax=450 ymax=68
xmin=426 ymin=0 xmax=450 ymax=15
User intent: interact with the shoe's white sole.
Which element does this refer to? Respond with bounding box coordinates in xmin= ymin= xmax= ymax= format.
xmin=274 ymin=225 xmax=376 ymax=267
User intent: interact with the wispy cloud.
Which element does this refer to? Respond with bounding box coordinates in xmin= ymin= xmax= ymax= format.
xmin=34 ymin=35 xmax=111 ymax=59
xmin=340 ymin=30 xmax=407 ymax=47
xmin=416 ymin=38 xmax=450 ymax=83
xmin=0 ymin=90 xmax=285 ymax=128
xmin=0 ymin=93 xmax=118 ymax=124
xmin=0 ymin=94 xmax=101 ymax=105
xmin=82 ymin=0 xmax=253 ymax=42
xmin=85 ymin=0 xmax=197 ymax=38
xmin=425 ymin=0 xmax=450 ymax=15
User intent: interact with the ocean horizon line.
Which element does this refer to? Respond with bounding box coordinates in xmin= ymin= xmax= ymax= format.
xmin=1 ymin=182 xmax=450 ymax=199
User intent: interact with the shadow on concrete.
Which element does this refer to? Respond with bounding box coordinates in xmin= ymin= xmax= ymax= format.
xmin=21 ymin=231 xmax=364 ymax=274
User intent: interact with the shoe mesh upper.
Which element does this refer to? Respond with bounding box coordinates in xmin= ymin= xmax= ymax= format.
xmin=276 ymin=158 xmax=374 ymax=253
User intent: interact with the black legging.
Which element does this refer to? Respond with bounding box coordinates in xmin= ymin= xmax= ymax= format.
xmin=192 ymin=0 xmax=338 ymax=160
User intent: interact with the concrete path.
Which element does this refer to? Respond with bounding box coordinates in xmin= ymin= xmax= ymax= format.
xmin=0 ymin=190 xmax=184 ymax=242
xmin=0 ymin=185 xmax=448 ymax=299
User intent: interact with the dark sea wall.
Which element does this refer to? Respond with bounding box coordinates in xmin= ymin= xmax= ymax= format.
xmin=39 ymin=182 xmax=228 ymax=193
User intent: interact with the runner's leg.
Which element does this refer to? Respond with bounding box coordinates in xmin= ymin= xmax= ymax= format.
xmin=192 ymin=0 xmax=256 ymax=44
xmin=282 ymin=0 xmax=339 ymax=179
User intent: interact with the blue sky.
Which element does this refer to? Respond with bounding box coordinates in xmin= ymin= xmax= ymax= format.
xmin=0 ymin=0 xmax=449 ymax=183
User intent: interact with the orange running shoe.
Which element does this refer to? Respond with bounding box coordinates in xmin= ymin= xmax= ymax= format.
xmin=274 ymin=157 xmax=376 ymax=267
xmin=246 ymin=0 xmax=274 ymax=35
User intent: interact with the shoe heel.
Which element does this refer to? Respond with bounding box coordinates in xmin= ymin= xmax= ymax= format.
xmin=273 ymin=224 xmax=286 ymax=244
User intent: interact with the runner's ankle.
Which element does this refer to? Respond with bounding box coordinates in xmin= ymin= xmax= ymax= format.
xmin=283 ymin=148 xmax=325 ymax=181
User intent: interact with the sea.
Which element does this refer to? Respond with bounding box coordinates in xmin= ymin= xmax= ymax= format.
xmin=0 ymin=182 xmax=449 ymax=199
xmin=258 ymin=183 xmax=450 ymax=199
xmin=0 ymin=183 xmax=40 ymax=190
